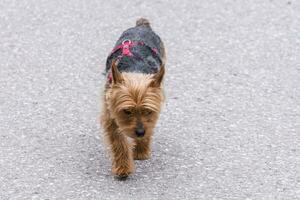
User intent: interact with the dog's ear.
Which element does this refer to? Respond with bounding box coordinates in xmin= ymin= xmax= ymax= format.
xmin=150 ymin=64 xmax=165 ymax=87
xmin=111 ymin=59 xmax=123 ymax=84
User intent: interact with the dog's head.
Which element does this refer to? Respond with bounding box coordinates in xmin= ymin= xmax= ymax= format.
xmin=106 ymin=60 xmax=165 ymax=139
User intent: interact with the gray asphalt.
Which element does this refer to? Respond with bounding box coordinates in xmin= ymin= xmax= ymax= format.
xmin=1 ymin=0 xmax=300 ymax=199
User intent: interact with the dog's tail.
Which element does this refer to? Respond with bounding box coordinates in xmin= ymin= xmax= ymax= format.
xmin=136 ymin=18 xmax=151 ymax=28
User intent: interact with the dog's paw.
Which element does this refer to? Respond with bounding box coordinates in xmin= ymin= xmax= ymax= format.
xmin=112 ymin=164 xmax=133 ymax=178
xmin=133 ymin=151 xmax=151 ymax=160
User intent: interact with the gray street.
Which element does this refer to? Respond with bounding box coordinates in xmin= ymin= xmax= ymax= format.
xmin=0 ymin=0 xmax=299 ymax=199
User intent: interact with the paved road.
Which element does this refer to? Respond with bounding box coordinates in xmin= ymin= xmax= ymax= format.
xmin=1 ymin=0 xmax=299 ymax=199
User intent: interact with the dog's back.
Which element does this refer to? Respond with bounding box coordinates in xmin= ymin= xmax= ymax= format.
xmin=106 ymin=18 xmax=165 ymax=75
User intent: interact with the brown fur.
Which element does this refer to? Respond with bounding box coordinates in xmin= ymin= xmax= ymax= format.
xmin=101 ymin=61 xmax=165 ymax=178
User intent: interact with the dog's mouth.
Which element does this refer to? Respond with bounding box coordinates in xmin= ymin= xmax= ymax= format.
xmin=135 ymin=134 xmax=145 ymax=140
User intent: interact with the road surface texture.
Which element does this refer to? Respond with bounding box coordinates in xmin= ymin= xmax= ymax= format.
xmin=1 ymin=0 xmax=299 ymax=199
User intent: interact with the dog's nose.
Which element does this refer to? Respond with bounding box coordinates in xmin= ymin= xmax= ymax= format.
xmin=135 ymin=122 xmax=145 ymax=137
xmin=135 ymin=128 xmax=145 ymax=137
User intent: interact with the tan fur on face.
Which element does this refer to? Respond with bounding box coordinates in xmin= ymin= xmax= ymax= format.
xmin=106 ymin=72 xmax=164 ymax=138
xmin=111 ymin=73 xmax=163 ymax=112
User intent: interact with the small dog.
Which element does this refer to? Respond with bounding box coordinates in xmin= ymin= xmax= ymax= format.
xmin=101 ymin=18 xmax=166 ymax=178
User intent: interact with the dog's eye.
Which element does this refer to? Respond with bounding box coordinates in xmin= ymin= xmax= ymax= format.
xmin=123 ymin=109 xmax=132 ymax=115
xmin=143 ymin=109 xmax=153 ymax=116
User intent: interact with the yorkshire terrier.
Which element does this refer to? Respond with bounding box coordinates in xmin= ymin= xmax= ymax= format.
xmin=101 ymin=18 xmax=166 ymax=178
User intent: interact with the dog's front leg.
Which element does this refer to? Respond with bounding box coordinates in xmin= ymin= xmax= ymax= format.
xmin=105 ymin=123 xmax=134 ymax=177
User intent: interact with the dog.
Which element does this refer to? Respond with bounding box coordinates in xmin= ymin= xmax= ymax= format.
xmin=101 ymin=18 xmax=166 ymax=178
